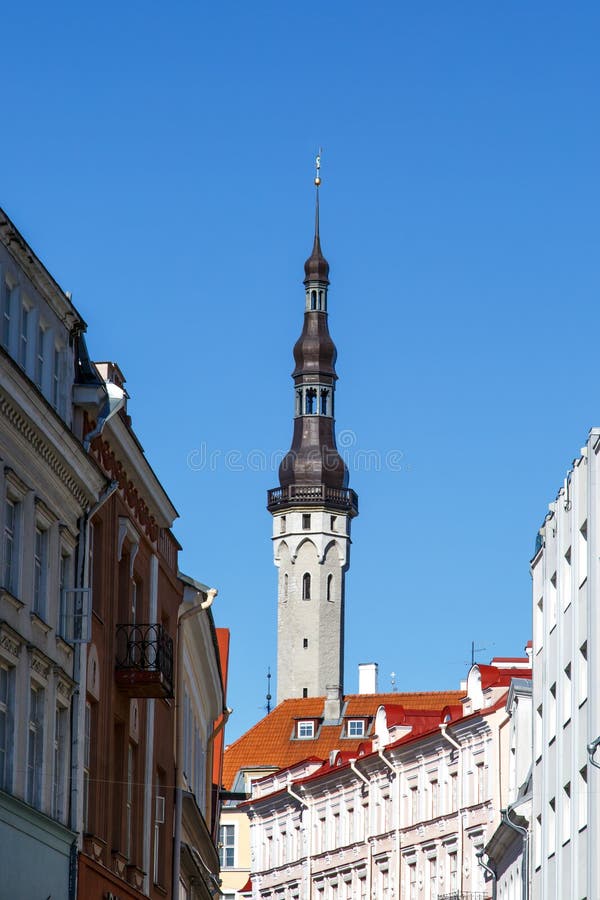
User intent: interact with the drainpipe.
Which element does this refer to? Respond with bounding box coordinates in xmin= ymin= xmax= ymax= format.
xmin=378 ymin=749 xmax=401 ymax=898
xmin=70 ymin=481 xmax=118 ymax=837
xmin=587 ymin=736 xmax=600 ymax=770
xmin=476 ymin=849 xmax=497 ymax=900
xmin=172 ymin=588 xmax=218 ymax=900
xmin=439 ymin=724 xmax=463 ymax=894
xmin=287 ymin=781 xmax=312 ymax=900
xmin=501 ymin=806 xmax=529 ymax=900
xmin=351 ymin=759 xmax=372 ymax=900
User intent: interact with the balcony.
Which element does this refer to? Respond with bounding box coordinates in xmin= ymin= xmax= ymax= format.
xmin=267 ymin=485 xmax=358 ymax=516
xmin=438 ymin=893 xmax=490 ymax=900
xmin=115 ymin=623 xmax=174 ymax=698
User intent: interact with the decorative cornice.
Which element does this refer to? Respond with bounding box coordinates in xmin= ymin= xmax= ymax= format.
xmin=28 ymin=645 xmax=53 ymax=683
xmin=0 ymin=392 xmax=90 ymax=508
xmin=91 ymin=436 xmax=159 ymax=543
xmin=0 ymin=621 xmax=22 ymax=661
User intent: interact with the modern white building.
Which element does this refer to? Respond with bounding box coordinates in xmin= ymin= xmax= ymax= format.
xmin=242 ymin=658 xmax=530 ymax=900
xmin=0 ymin=207 xmax=106 ymax=897
xmin=530 ymin=429 xmax=600 ymax=900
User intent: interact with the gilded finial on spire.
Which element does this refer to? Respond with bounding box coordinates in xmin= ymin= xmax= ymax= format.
xmin=314 ymin=148 xmax=322 ymax=187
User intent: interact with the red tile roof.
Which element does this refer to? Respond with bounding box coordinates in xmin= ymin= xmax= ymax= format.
xmin=222 ymin=690 xmax=463 ymax=790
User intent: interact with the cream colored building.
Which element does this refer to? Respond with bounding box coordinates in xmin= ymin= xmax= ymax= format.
xmin=243 ymin=658 xmax=530 ymax=900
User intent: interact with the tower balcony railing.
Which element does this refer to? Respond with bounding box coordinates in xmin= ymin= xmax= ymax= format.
xmin=115 ymin=622 xmax=174 ymax=699
xmin=267 ymin=484 xmax=358 ymax=515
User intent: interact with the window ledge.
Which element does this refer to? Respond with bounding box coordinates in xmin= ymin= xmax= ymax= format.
xmin=56 ymin=635 xmax=74 ymax=655
xmin=30 ymin=612 xmax=52 ymax=635
xmin=1 ymin=589 xmax=24 ymax=611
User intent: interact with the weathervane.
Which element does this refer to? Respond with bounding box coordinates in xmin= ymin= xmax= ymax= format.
xmin=315 ymin=148 xmax=322 ymax=187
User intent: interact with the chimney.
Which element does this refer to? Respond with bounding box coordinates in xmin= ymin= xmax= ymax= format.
xmin=358 ymin=663 xmax=378 ymax=695
xmin=323 ymin=684 xmax=342 ymax=722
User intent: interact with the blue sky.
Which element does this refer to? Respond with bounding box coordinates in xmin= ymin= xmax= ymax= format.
xmin=3 ymin=2 xmax=600 ymax=741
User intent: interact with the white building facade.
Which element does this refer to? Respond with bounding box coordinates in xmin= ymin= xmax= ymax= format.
xmin=0 ymin=208 xmax=106 ymax=897
xmin=244 ymin=660 xmax=529 ymax=900
xmin=530 ymin=429 xmax=600 ymax=900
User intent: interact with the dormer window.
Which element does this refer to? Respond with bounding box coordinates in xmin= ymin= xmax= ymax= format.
xmin=297 ymin=720 xmax=315 ymax=739
xmin=347 ymin=720 xmax=365 ymax=737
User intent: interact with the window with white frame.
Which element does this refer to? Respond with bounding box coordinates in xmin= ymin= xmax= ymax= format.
xmin=410 ymin=785 xmax=418 ymax=824
xmin=19 ymin=302 xmax=29 ymax=369
xmin=3 ymin=494 xmax=20 ymax=596
xmin=579 ymin=520 xmax=588 ymax=586
xmin=476 ymin=762 xmax=485 ymax=803
xmin=578 ymin=642 xmax=587 ymax=706
xmin=429 ymin=857 xmax=437 ymax=898
xmin=562 ymin=782 xmax=571 ymax=845
xmin=548 ymin=683 xmax=557 ymax=742
xmin=33 ymin=526 xmax=49 ymax=619
xmin=52 ymin=344 xmax=64 ymax=414
xmin=0 ymin=662 xmax=15 ymax=791
xmin=563 ymin=663 xmax=572 ymax=723
xmin=562 ymin=546 xmax=572 ymax=609
xmin=450 ymin=771 xmax=458 ymax=812
xmin=58 ymin=551 xmax=73 ymax=639
xmin=27 ymin=684 xmax=45 ymax=808
xmin=347 ymin=719 xmax=365 ymax=737
xmin=548 ymin=571 xmax=557 ymax=628
xmin=1 ymin=277 xmax=11 ymax=350
xmin=35 ymin=322 xmax=46 ymax=389
xmin=126 ymin=742 xmax=135 ymax=859
xmin=430 ymin=777 xmax=439 ymax=817
xmin=153 ymin=772 xmax=165 ymax=884
xmin=449 ymin=851 xmax=458 ymax=891
xmin=408 ymin=861 xmax=417 ymax=900
xmin=52 ymin=703 xmax=68 ymax=821
xmin=578 ymin=766 xmax=587 ymax=831
xmin=298 ymin=720 xmax=315 ymax=739
xmin=548 ymin=797 xmax=556 ymax=856
xmin=219 ymin=823 xmax=235 ymax=868
xmin=83 ymin=700 xmax=91 ymax=830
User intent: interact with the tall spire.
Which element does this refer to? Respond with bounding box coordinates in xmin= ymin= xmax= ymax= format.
xmin=304 ymin=151 xmax=330 ymax=285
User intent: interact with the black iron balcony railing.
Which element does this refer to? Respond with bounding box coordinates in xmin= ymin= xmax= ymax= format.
xmin=267 ymin=485 xmax=358 ymax=515
xmin=438 ymin=893 xmax=490 ymax=900
xmin=115 ymin=623 xmax=174 ymax=699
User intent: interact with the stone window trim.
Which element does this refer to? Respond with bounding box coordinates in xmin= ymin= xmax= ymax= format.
xmin=4 ymin=467 xmax=30 ymax=501
xmin=118 ymin=516 xmax=140 ymax=577
xmin=28 ymin=645 xmax=53 ymax=688
xmin=0 ymin=621 xmax=22 ymax=666
xmin=34 ymin=496 xmax=57 ymax=529
xmin=54 ymin=666 xmax=76 ymax=708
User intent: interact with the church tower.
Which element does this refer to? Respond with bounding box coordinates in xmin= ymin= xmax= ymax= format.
xmin=267 ymin=159 xmax=358 ymax=704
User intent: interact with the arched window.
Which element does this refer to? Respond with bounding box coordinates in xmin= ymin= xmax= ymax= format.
xmin=283 ymin=573 xmax=288 ymax=600
xmin=327 ymin=574 xmax=333 ymax=602
xmin=295 ymin=389 xmax=302 ymax=416
xmin=305 ymin=388 xmax=317 ymax=415
xmin=319 ymin=290 xmax=324 ymax=309
xmin=311 ymin=290 xmax=317 ymax=310
xmin=320 ymin=389 xmax=329 ymax=416
xmin=302 ymin=573 xmax=311 ymax=601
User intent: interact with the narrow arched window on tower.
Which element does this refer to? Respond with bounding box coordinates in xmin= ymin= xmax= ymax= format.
xmin=311 ymin=290 xmax=317 ymax=310
xmin=305 ymin=389 xmax=317 ymax=415
xmin=327 ymin=574 xmax=333 ymax=602
xmin=302 ymin=573 xmax=311 ymax=601
xmin=319 ymin=290 xmax=324 ymax=309
xmin=295 ymin=389 xmax=302 ymax=416
xmin=283 ymin=573 xmax=288 ymax=600
xmin=320 ymin=389 xmax=329 ymax=416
